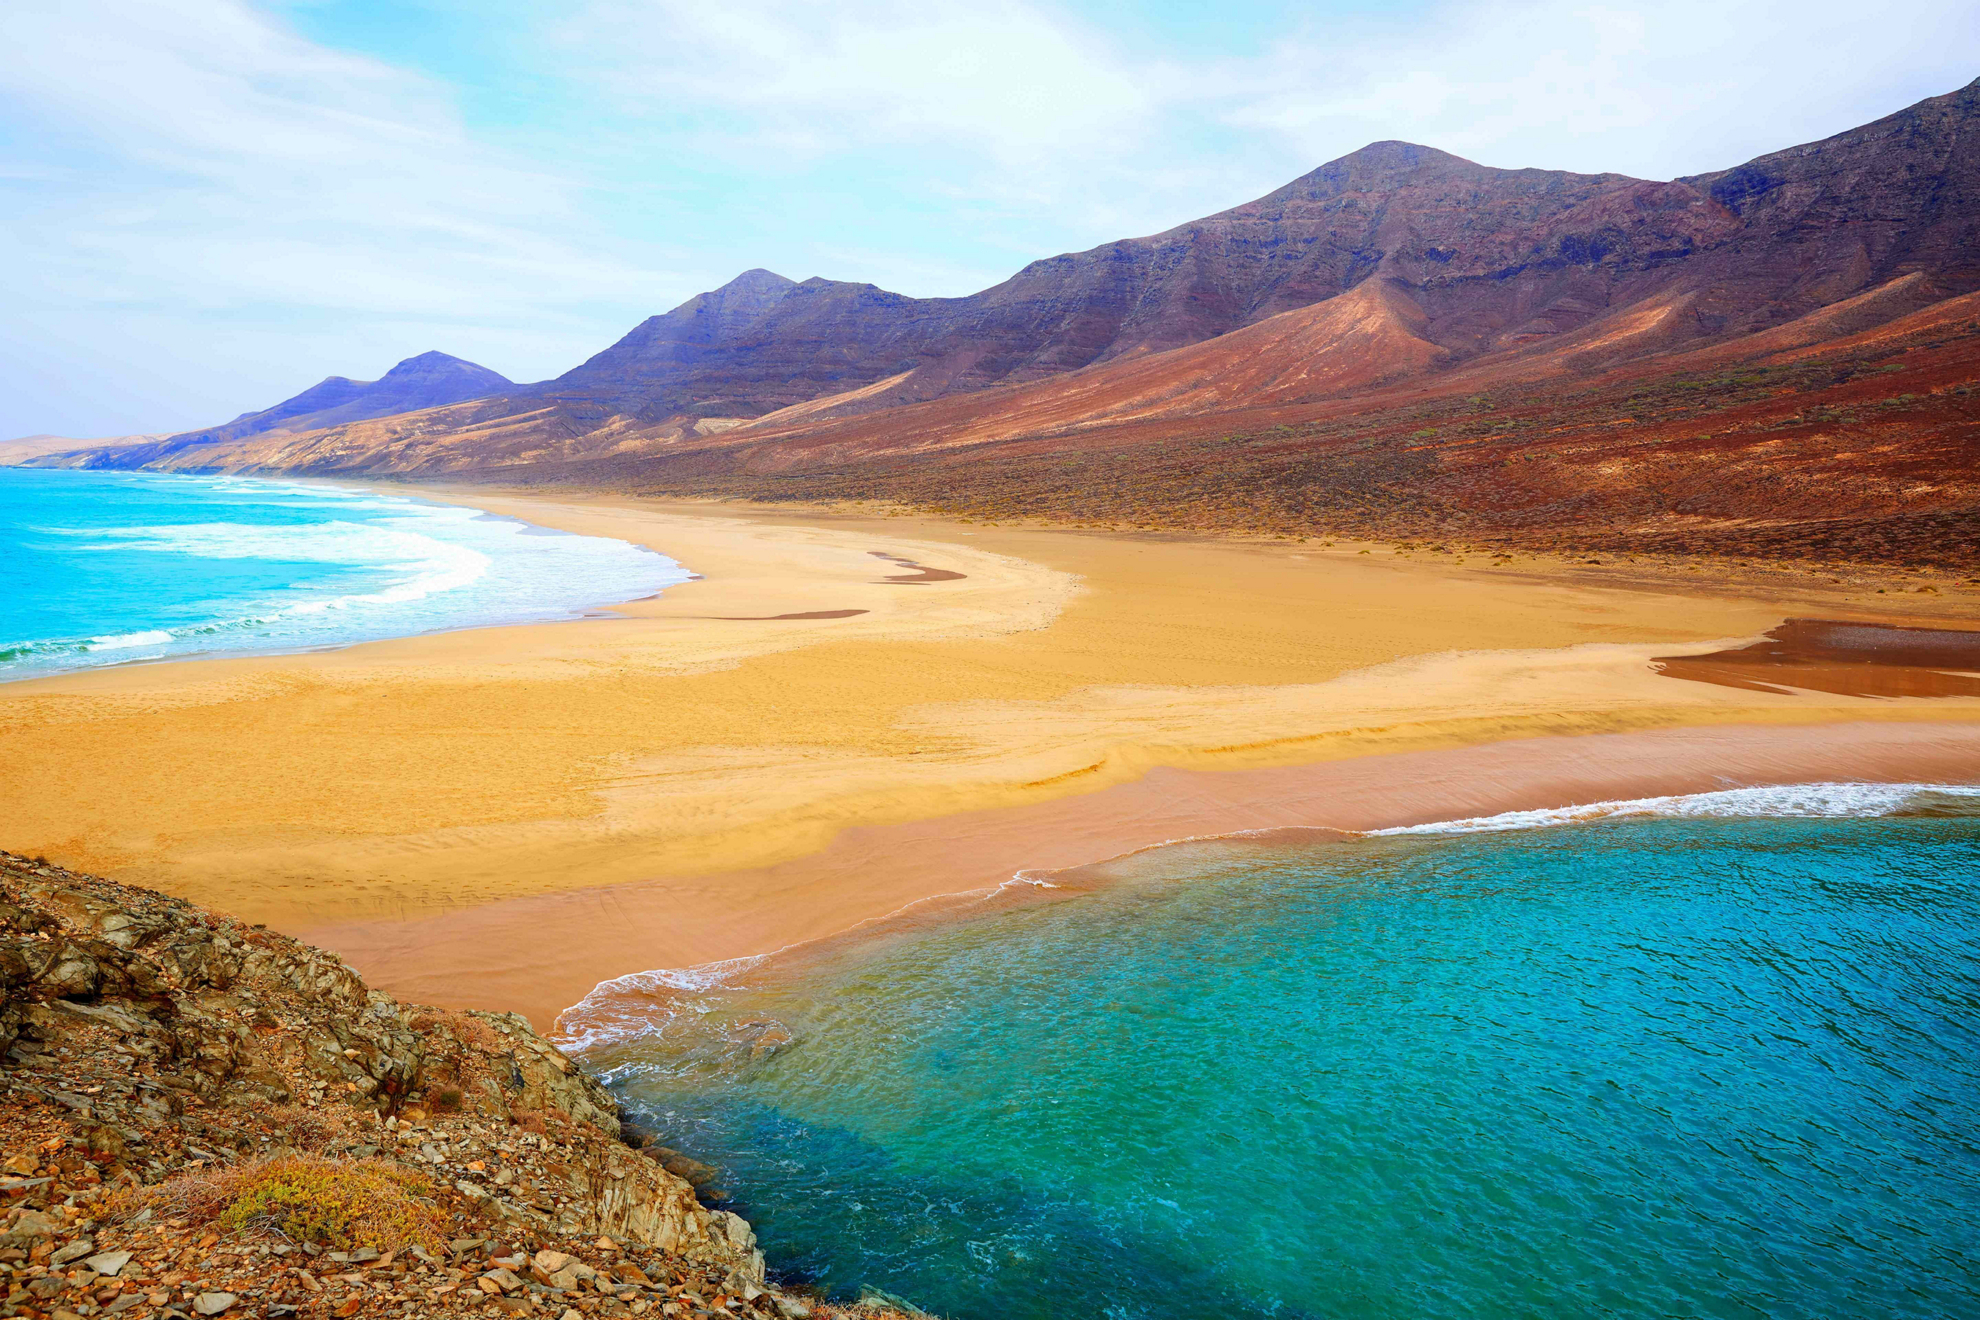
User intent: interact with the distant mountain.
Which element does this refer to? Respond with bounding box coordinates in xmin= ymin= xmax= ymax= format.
xmin=43 ymin=352 xmax=510 ymax=471
xmin=0 ymin=432 xmax=167 ymax=466
xmin=38 ymin=80 xmax=1980 ymax=566
xmin=221 ymin=351 xmax=512 ymax=439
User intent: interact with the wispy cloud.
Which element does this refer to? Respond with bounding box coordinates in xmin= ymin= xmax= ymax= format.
xmin=551 ymin=0 xmax=1980 ymax=258
xmin=1213 ymin=0 xmax=1980 ymax=179
xmin=0 ymin=0 xmax=674 ymax=432
xmin=4 ymin=0 xmax=656 ymax=316
xmin=564 ymin=0 xmax=1164 ymax=164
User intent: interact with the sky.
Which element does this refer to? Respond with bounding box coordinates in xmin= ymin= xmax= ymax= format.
xmin=2 ymin=0 xmax=1976 ymax=439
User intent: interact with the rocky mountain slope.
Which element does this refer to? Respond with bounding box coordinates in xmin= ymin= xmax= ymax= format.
xmin=34 ymin=80 xmax=1980 ymax=567
xmin=681 ymin=284 xmax=1980 ymax=569
xmin=0 ymin=850 xmax=925 ymax=1320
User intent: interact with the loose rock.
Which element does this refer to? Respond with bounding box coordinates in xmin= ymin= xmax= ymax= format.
xmin=86 ymin=1247 xmax=134 ymax=1275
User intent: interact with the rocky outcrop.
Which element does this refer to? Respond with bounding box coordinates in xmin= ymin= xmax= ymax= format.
xmin=1680 ymin=76 xmax=1980 ymax=323
xmin=0 ymin=850 xmax=922 ymax=1319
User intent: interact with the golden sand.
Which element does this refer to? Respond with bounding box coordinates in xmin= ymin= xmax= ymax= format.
xmin=4 ymin=489 xmax=1978 ymax=1025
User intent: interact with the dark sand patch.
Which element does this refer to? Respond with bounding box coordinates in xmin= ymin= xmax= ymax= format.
xmin=870 ymin=550 xmax=967 ymax=584
xmin=711 ymin=609 xmax=871 ymax=621
xmin=1656 ymin=619 xmax=1980 ymax=698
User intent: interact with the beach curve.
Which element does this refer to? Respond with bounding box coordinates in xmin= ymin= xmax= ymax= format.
xmin=5 ymin=488 xmax=1980 ymax=1029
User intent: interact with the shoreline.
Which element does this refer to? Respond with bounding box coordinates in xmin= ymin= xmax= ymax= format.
xmin=310 ymin=718 xmax=1980 ymax=1032
xmin=550 ymin=722 xmax=1980 ymax=1052
xmin=6 ymin=482 xmax=1980 ymax=1030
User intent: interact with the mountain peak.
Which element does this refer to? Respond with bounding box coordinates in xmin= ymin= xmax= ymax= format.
xmin=377 ymin=351 xmax=510 ymax=386
xmin=1254 ymin=139 xmax=1644 ymax=212
xmin=693 ymin=268 xmax=801 ymax=319
xmin=724 ymin=268 xmax=796 ymax=290
xmin=1338 ymin=139 xmax=1459 ymax=163
xmin=384 ymin=349 xmax=471 ymax=372
xmin=1241 ymin=140 xmax=1490 ymax=209
xmin=132 ymin=352 xmax=512 ymax=451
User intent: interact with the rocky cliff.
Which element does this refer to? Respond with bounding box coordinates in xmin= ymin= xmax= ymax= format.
xmin=0 ymin=850 xmax=923 ymax=1320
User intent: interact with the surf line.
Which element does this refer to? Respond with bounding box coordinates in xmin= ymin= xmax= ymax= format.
xmin=552 ymin=779 xmax=1980 ymax=1053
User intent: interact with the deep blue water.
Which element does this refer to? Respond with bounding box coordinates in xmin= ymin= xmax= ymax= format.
xmin=0 ymin=467 xmax=688 ymax=678
xmin=582 ymin=788 xmax=1980 ymax=1320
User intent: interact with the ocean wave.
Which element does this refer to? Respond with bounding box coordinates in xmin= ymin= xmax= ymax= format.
xmin=558 ymin=955 xmax=769 ymax=1056
xmin=86 ymin=629 xmax=174 ymax=651
xmin=1369 ymin=782 xmax=1980 ymax=836
xmin=558 ymin=874 xmax=1073 ymax=1054
xmin=26 ymin=519 xmax=493 ymax=653
xmin=59 ymin=516 xmax=487 ymax=571
xmin=3 ymin=473 xmax=689 ymax=679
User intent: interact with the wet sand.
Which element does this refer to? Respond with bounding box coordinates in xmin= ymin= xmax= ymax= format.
xmin=5 ymin=488 xmax=1980 ymax=1028
xmin=303 ymin=720 xmax=1980 ymax=1030
xmin=1655 ymin=618 xmax=1980 ymax=698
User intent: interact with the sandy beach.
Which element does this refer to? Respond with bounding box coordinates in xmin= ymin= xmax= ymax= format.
xmin=6 ymin=487 xmax=1980 ymax=1028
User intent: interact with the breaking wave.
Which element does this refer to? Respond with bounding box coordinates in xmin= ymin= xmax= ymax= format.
xmin=0 ymin=470 xmax=690 ymax=679
xmin=1369 ymin=781 xmax=1980 ymax=834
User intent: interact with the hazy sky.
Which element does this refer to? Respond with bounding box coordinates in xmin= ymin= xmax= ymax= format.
xmin=3 ymin=0 xmax=1976 ymax=438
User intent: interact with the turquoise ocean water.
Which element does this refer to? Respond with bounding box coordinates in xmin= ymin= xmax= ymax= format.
xmin=576 ymin=784 xmax=1980 ymax=1320
xmin=0 ymin=468 xmax=689 ymax=679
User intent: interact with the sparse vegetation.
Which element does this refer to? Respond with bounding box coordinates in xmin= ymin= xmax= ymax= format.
xmin=103 ymin=1155 xmax=450 ymax=1249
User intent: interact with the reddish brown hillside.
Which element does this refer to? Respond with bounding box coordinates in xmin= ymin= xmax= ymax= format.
xmin=578 ymin=288 xmax=1980 ymax=569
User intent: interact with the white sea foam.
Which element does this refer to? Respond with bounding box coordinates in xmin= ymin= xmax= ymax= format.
xmin=559 ymin=872 xmax=1079 ymax=1052
xmin=86 ymin=629 xmax=174 ymax=651
xmin=3 ymin=474 xmax=691 ymax=680
xmin=557 ymin=955 xmax=770 ymax=1054
xmin=1370 ymin=781 xmax=1980 ymax=836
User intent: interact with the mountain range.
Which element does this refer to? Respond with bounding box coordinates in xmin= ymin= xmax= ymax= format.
xmin=28 ymin=78 xmax=1980 ymax=564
